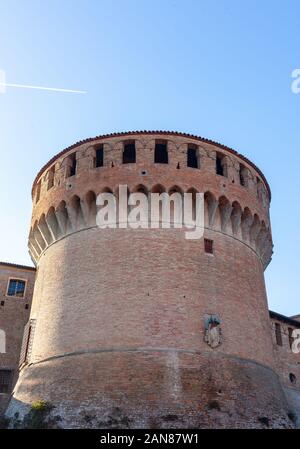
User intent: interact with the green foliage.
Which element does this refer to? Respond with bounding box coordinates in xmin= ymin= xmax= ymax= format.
xmin=20 ymin=400 xmax=60 ymax=429
xmin=31 ymin=400 xmax=53 ymax=413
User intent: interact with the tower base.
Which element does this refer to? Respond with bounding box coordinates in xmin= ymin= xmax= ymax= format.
xmin=6 ymin=350 xmax=294 ymax=429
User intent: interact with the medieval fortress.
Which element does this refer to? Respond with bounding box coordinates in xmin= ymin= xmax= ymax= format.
xmin=0 ymin=131 xmax=299 ymax=428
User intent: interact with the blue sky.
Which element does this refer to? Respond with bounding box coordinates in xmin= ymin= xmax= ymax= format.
xmin=0 ymin=0 xmax=299 ymax=315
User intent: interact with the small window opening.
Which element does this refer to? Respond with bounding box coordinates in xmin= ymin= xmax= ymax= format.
xmin=204 ymin=238 xmax=214 ymax=254
xmin=68 ymin=153 xmax=77 ymax=177
xmin=289 ymin=373 xmax=297 ymax=384
xmin=288 ymin=327 xmax=294 ymax=349
xmin=216 ymin=153 xmax=227 ymax=177
xmin=0 ymin=370 xmax=12 ymax=393
xmin=47 ymin=166 xmax=55 ymax=190
xmin=275 ymin=323 xmax=283 ymax=346
xmin=123 ymin=141 xmax=136 ymax=164
xmin=95 ymin=145 xmax=104 ymax=168
xmin=154 ymin=141 xmax=168 ymax=164
xmin=239 ymin=164 xmax=248 ymax=187
xmin=187 ymin=145 xmax=199 ymax=168
xmin=35 ymin=182 xmax=41 ymax=203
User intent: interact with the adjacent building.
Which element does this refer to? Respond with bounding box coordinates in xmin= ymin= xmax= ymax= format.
xmin=0 ymin=262 xmax=36 ymax=414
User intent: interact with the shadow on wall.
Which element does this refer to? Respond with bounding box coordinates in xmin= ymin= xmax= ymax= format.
xmin=3 ymin=397 xmax=62 ymax=429
xmin=3 ymin=350 xmax=299 ymax=429
xmin=283 ymin=387 xmax=300 ymax=428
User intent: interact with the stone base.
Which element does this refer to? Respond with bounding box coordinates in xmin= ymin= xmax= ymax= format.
xmin=6 ymin=350 xmax=294 ymax=429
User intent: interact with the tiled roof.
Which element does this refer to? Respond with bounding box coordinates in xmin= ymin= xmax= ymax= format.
xmin=0 ymin=262 xmax=36 ymax=271
xmin=269 ymin=310 xmax=300 ymax=328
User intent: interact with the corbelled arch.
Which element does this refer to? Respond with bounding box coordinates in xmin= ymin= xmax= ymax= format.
xmin=218 ymin=196 xmax=233 ymax=233
xmin=204 ymin=191 xmax=218 ymax=228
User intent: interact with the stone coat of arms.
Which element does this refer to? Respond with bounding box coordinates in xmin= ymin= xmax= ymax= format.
xmin=204 ymin=314 xmax=222 ymax=348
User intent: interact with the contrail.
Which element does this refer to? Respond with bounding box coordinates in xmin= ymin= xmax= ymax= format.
xmin=0 ymin=79 xmax=86 ymax=94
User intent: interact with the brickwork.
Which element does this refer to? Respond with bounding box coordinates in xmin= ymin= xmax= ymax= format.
xmin=0 ymin=263 xmax=35 ymax=414
xmin=3 ymin=131 xmax=298 ymax=428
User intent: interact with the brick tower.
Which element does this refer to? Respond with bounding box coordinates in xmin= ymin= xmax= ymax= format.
xmin=6 ymin=132 xmax=293 ymax=428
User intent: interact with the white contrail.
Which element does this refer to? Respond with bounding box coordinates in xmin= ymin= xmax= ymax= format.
xmin=0 ymin=82 xmax=87 ymax=94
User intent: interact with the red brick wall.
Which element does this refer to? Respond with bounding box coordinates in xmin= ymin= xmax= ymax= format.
xmin=271 ymin=317 xmax=300 ymax=390
xmin=6 ymin=132 xmax=293 ymax=428
xmin=0 ymin=264 xmax=35 ymax=414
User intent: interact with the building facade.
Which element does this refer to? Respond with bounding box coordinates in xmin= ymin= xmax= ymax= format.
xmin=269 ymin=311 xmax=300 ymax=425
xmin=2 ymin=131 xmax=299 ymax=428
xmin=0 ymin=263 xmax=36 ymax=415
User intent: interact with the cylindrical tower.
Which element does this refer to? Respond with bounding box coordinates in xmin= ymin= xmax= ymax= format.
xmin=7 ymin=131 xmax=293 ymax=428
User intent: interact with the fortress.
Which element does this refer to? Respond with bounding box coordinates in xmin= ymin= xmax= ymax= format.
xmin=0 ymin=131 xmax=299 ymax=428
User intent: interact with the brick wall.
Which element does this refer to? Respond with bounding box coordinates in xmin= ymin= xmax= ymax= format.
xmin=4 ymin=132 xmax=295 ymax=428
xmin=0 ymin=263 xmax=35 ymax=414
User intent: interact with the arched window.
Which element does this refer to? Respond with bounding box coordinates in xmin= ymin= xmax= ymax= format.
xmin=154 ymin=140 xmax=168 ymax=164
xmin=123 ymin=141 xmax=136 ymax=164
xmin=187 ymin=145 xmax=199 ymax=168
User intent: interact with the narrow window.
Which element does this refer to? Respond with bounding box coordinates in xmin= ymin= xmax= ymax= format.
xmin=187 ymin=145 xmax=199 ymax=168
xmin=154 ymin=141 xmax=168 ymax=164
xmin=123 ymin=141 xmax=136 ymax=164
xmin=47 ymin=166 xmax=55 ymax=190
xmin=68 ymin=153 xmax=77 ymax=177
xmin=288 ymin=327 xmax=294 ymax=349
xmin=289 ymin=373 xmax=297 ymax=385
xmin=275 ymin=323 xmax=283 ymax=346
xmin=216 ymin=153 xmax=227 ymax=177
xmin=239 ymin=164 xmax=248 ymax=187
xmin=256 ymin=177 xmax=261 ymax=198
xmin=204 ymin=238 xmax=214 ymax=254
xmin=7 ymin=279 xmax=26 ymax=297
xmin=257 ymin=177 xmax=265 ymax=201
xmin=0 ymin=370 xmax=12 ymax=393
xmin=35 ymin=182 xmax=41 ymax=203
xmin=24 ymin=325 xmax=32 ymax=363
xmin=95 ymin=145 xmax=104 ymax=168
xmin=19 ymin=319 xmax=36 ymax=367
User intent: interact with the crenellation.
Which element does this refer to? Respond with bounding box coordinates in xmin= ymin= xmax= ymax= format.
xmin=31 ymin=133 xmax=271 ymax=212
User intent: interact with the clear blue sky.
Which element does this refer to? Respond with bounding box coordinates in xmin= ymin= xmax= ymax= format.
xmin=0 ymin=0 xmax=299 ymax=316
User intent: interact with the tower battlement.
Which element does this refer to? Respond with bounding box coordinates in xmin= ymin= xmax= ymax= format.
xmin=29 ymin=131 xmax=272 ymax=268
